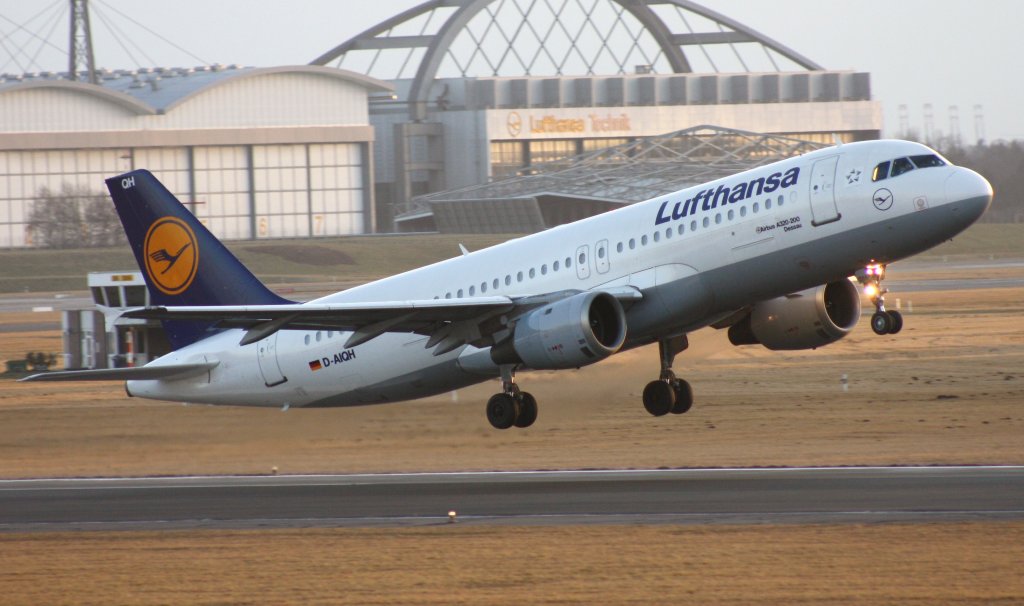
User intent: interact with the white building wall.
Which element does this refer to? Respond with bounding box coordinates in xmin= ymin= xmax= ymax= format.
xmin=143 ymin=74 xmax=370 ymax=130
xmin=0 ymin=73 xmax=371 ymax=133
xmin=0 ymin=89 xmax=140 ymax=133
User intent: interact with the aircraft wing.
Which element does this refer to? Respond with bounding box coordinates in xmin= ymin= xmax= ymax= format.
xmin=120 ymin=287 xmax=643 ymax=354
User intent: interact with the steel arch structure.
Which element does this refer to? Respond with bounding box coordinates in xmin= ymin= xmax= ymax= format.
xmin=311 ymin=0 xmax=823 ymax=120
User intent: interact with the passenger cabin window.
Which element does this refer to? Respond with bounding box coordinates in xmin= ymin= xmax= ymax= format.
xmin=872 ymin=160 xmax=890 ymax=182
xmin=891 ymin=157 xmax=915 ymax=177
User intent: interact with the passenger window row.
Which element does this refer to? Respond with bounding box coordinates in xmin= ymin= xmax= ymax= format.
xmin=437 ymin=193 xmax=787 ymax=299
xmin=304 ymin=330 xmax=337 ymax=346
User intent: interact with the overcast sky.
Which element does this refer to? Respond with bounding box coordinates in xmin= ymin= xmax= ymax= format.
xmin=2 ymin=0 xmax=1021 ymax=143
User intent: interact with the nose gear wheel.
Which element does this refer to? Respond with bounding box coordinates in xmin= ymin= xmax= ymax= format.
xmin=856 ymin=263 xmax=903 ymax=335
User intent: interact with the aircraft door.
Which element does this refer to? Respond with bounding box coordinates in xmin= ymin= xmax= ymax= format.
xmin=256 ymin=333 xmax=287 ymax=387
xmin=595 ymin=239 xmax=610 ymax=274
xmin=575 ymin=245 xmax=591 ymax=280
xmin=809 ymin=155 xmax=841 ymax=226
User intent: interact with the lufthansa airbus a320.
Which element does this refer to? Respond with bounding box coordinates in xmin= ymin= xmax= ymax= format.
xmin=24 ymin=139 xmax=993 ymax=429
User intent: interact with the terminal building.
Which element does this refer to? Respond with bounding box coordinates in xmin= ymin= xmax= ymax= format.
xmin=1 ymin=0 xmax=881 ymax=248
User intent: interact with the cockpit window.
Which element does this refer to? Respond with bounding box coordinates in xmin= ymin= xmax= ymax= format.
xmin=890 ymin=157 xmax=915 ymax=177
xmin=873 ymin=154 xmax=944 ymax=183
xmin=872 ymin=160 xmax=890 ymax=182
xmin=910 ymin=154 xmax=946 ymax=169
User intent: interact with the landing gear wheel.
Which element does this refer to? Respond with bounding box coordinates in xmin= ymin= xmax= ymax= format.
xmin=670 ymin=380 xmax=693 ymax=414
xmin=486 ymin=393 xmax=519 ymax=430
xmin=514 ymin=392 xmax=538 ymax=428
xmin=643 ymin=380 xmax=675 ymax=417
xmin=887 ymin=310 xmax=903 ymax=334
xmin=857 ymin=263 xmax=906 ymax=337
xmin=871 ymin=311 xmax=893 ymax=335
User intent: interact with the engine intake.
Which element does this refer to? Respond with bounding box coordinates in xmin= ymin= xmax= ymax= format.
xmin=728 ymin=279 xmax=862 ymax=350
xmin=492 ymin=291 xmax=627 ymax=369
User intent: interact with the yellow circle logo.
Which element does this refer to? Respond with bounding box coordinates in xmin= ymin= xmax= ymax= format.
xmin=507 ymin=111 xmax=522 ymax=137
xmin=143 ymin=217 xmax=198 ymax=296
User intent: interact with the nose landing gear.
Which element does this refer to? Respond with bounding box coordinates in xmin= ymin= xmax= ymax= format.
xmin=856 ymin=263 xmax=903 ymax=335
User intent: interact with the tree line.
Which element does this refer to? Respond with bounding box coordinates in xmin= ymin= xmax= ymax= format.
xmin=27 ymin=184 xmax=126 ymax=249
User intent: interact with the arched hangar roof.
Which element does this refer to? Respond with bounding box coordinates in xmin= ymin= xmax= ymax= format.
xmin=0 ymin=65 xmax=392 ymax=114
xmin=312 ymin=0 xmax=823 ymax=119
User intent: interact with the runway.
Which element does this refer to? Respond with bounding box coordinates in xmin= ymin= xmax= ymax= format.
xmin=1 ymin=466 xmax=1022 ymax=532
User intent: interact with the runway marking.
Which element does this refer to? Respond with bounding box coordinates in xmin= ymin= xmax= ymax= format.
xmin=3 ymin=465 xmax=1022 ymax=484
xmin=4 ymin=510 xmax=1024 ymax=533
xmin=2 ymin=466 xmax=1022 ymax=492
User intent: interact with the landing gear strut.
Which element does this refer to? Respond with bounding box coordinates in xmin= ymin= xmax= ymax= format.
xmin=486 ymin=365 xmax=538 ymax=429
xmin=642 ymin=335 xmax=693 ymax=417
xmin=856 ymin=263 xmax=903 ymax=335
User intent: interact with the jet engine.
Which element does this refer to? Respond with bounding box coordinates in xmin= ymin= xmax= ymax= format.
xmin=491 ymin=291 xmax=627 ymax=369
xmin=728 ymin=279 xmax=862 ymax=350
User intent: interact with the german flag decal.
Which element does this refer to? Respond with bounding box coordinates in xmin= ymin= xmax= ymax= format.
xmin=308 ymin=359 xmax=323 ymax=372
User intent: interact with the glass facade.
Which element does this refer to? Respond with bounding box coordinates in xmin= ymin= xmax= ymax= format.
xmin=488 ymin=132 xmax=859 ymax=182
xmin=0 ymin=149 xmax=131 ymax=247
xmin=0 ymin=143 xmax=367 ymax=248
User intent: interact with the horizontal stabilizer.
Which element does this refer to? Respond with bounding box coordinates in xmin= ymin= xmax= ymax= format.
xmin=19 ymin=361 xmax=218 ymax=382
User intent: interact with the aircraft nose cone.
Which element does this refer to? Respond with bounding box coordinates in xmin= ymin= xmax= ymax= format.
xmin=946 ymin=167 xmax=995 ymax=210
xmin=945 ymin=167 xmax=993 ymax=220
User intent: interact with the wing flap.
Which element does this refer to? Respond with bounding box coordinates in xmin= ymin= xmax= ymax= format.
xmin=121 ymin=297 xmax=516 ymax=329
xmin=118 ymin=288 xmax=643 ymax=350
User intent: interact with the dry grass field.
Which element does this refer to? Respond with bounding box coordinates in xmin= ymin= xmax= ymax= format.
xmin=3 ymin=523 xmax=1023 ymax=605
xmin=1 ymin=254 xmax=1023 ymax=605
xmin=1 ymin=280 xmax=1022 ymax=478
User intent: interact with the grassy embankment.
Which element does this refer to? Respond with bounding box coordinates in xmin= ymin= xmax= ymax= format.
xmin=0 ymin=223 xmax=1021 ymax=294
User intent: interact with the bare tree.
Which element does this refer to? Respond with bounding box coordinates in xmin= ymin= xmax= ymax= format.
xmin=27 ymin=184 xmax=126 ymax=248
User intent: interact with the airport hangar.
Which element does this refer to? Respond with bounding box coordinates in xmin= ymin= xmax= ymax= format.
xmin=312 ymin=0 xmax=882 ymax=233
xmin=0 ymin=0 xmax=881 ymax=251
xmin=0 ymin=65 xmax=393 ymax=249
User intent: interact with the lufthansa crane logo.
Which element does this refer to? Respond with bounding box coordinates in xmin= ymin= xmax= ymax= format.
xmin=507 ymin=111 xmax=522 ymax=137
xmin=143 ymin=217 xmax=198 ymax=295
xmin=872 ymin=188 xmax=894 ymax=211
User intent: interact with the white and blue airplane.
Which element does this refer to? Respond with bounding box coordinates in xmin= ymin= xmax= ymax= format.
xmin=25 ymin=139 xmax=993 ymax=429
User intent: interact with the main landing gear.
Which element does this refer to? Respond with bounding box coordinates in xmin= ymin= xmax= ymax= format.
xmin=642 ymin=335 xmax=694 ymax=417
xmin=856 ymin=263 xmax=903 ymax=335
xmin=486 ymin=365 xmax=538 ymax=429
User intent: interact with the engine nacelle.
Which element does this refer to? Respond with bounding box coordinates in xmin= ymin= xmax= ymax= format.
xmin=728 ymin=279 xmax=862 ymax=351
xmin=492 ymin=291 xmax=627 ymax=369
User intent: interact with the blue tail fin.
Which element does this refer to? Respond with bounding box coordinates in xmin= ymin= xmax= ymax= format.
xmin=106 ymin=169 xmax=293 ymax=348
